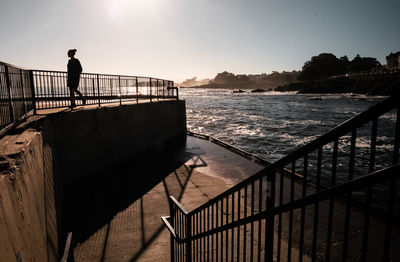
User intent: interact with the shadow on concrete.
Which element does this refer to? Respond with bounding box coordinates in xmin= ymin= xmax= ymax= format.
xmin=126 ymin=154 xmax=207 ymax=261
xmin=63 ymin=135 xmax=203 ymax=246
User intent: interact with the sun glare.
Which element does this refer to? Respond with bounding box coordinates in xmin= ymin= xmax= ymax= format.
xmin=104 ymin=0 xmax=164 ymax=19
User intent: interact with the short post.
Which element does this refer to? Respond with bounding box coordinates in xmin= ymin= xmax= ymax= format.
xmin=265 ymin=170 xmax=276 ymax=262
xmin=163 ymin=80 xmax=165 ymax=98
xmin=135 ymin=77 xmax=139 ymax=104
xmin=4 ymin=65 xmax=14 ymax=122
xmin=19 ymin=69 xmax=27 ymax=114
xmin=149 ymin=78 xmax=152 ymax=102
xmin=92 ymin=78 xmax=96 ymax=104
xmin=97 ymin=74 xmax=101 ymax=107
xmin=157 ymin=79 xmax=159 ymax=102
xmin=186 ymin=213 xmax=192 ymax=261
xmin=118 ymin=76 xmax=122 ymax=106
xmin=29 ymin=70 xmax=37 ymax=115
xmin=169 ymin=199 xmax=175 ymax=262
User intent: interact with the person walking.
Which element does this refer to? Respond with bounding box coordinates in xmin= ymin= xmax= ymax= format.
xmin=67 ymin=49 xmax=86 ymax=108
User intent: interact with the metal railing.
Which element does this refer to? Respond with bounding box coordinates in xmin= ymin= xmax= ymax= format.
xmin=163 ymin=92 xmax=400 ymax=261
xmin=32 ymin=70 xmax=176 ymax=110
xmin=0 ymin=62 xmax=34 ymax=130
xmin=0 ymin=61 xmax=177 ymax=132
xmin=60 ymin=232 xmax=74 ymax=262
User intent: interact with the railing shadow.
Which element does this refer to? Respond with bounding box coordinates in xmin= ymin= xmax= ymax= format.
xmin=62 ymin=136 xmax=192 ymax=242
xmin=63 ymin=135 xmax=207 ymax=261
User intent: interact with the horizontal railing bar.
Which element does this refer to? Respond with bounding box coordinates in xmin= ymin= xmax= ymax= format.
xmin=0 ymin=61 xmax=29 ymax=70
xmin=273 ymin=94 xmax=399 ymax=168
xmin=31 ymin=69 xmax=171 ymax=82
xmin=60 ymin=232 xmax=73 ymax=262
xmin=188 ymin=163 xmax=400 ymax=240
xmin=210 ymin=136 xmax=253 ymax=160
xmin=170 ymin=196 xmax=188 ymax=215
xmin=187 ymin=130 xmax=271 ymax=166
xmin=161 ymin=216 xmax=179 ymax=240
xmin=34 ymin=95 xmax=177 ymax=102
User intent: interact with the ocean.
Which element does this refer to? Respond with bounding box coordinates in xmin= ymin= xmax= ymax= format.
xmin=180 ymin=88 xmax=396 ymax=191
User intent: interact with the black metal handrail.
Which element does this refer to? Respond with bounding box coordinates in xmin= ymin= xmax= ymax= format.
xmin=31 ymin=69 xmax=177 ymax=110
xmin=60 ymin=232 xmax=74 ymax=262
xmin=0 ymin=61 xmax=177 ymax=133
xmin=187 ymin=130 xmax=272 ymax=166
xmin=165 ymin=93 xmax=400 ymax=261
xmin=0 ymin=61 xmax=34 ymax=131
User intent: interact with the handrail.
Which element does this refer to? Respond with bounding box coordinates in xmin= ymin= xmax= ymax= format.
xmin=187 ymin=93 xmax=399 ymax=215
xmin=161 ymin=216 xmax=178 ymax=240
xmin=31 ymin=68 xmax=171 ymax=83
xmin=0 ymin=60 xmax=177 ymax=133
xmin=273 ymin=92 xmax=399 ymax=168
xmin=60 ymin=232 xmax=73 ymax=262
xmin=170 ymin=196 xmax=188 ymax=215
xmin=165 ymin=93 xmax=400 ymax=261
xmin=187 ymin=130 xmax=272 ymax=166
xmin=188 ymin=163 xmax=400 ymax=240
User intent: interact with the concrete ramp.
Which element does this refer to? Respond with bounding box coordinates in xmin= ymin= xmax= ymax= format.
xmin=65 ymin=135 xmax=264 ymax=261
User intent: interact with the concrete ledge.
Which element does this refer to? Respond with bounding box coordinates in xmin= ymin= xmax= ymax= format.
xmin=0 ymin=100 xmax=186 ymax=262
xmin=51 ymin=100 xmax=186 ymax=184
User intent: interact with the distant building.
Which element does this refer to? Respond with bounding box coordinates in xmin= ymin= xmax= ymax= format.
xmin=386 ymin=52 xmax=400 ymax=71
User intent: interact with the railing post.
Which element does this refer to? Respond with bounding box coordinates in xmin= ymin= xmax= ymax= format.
xmin=118 ymin=76 xmax=122 ymax=106
xmin=4 ymin=65 xmax=15 ymax=122
xmin=92 ymin=78 xmax=96 ymax=104
xmin=19 ymin=69 xmax=27 ymax=114
xmin=265 ymin=170 xmax=276 ymax=262
xmin=163 ymin=80 xmax=165 ymax=98
xmin=169 ymin=199 xmax=175 ymax=262
xmin=97 ymin=74 xmax=101 ymax=107
xmin=157 ymin=79 xmax=159 ymax=102
xmin=136 ymin=77 xmax=139 ymax=104
xmin=186 ymin=213 xmax=192 ymax=261
xmin=149 ymin=78 xmax=152 ymax=102
xmin=29 ymin=70 xmax=37 ymax=115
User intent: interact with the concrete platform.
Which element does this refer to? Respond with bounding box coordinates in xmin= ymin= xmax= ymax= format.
xmin=64 ymin=135 xmax=264 ymax=261
xmin=63 ymin=133 xmax=400 ymax=261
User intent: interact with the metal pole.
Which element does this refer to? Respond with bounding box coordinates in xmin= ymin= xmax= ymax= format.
xmin=149 ymin=78 xmax=152 ymax=102
xmin=29 ymin=70 xmax=37 ymax=115
xmin=157 ymin=79 xmax=159 ymax=102
xmin=19 ymin=69 xmax=27 ymax=114
xmin=97 ymin=74 xmax=101 ymax=107
xmin=186 ymin=214 xmax=192 ymax=261
xmin=4 ymin=66 xmax=14 ymax=122
xmin=118 ymin=76 xmax=122 ymax=106
xmin=136 ymin=77 xmax=139 ymax=104
xmin=169 ymin=200 xmax=175 ymax=262
xmin=265 ymin=170 xmax=275 ymax=262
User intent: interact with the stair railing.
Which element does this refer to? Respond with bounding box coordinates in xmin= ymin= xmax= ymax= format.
xmin=162 ymin=92 xmax=400 ymax=261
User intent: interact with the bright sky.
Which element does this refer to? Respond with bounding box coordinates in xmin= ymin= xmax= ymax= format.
xmin=1 ymin=0 xmax=399 ymax=82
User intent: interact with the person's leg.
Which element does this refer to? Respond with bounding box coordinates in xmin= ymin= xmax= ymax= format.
xmin=69 ymin=86 xmax=76 ymax=108
xmin=75 ymin=89 xmax=86 ymax=105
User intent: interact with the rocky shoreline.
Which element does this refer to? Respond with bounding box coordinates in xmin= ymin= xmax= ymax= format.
xmin=275 ymin=72 xmax=400 ymax=96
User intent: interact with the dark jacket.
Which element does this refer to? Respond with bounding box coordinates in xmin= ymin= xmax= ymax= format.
xmin=67 ymin=58 xmax=83 ymax=87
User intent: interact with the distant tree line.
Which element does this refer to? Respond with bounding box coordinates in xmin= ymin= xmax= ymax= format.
xmin=298 ymin=53 xmax=381 ymax=81
xmin=180 ymin=70 xmax=300 ymax=89
xmin=209 ymin=70 xmax=300 ymax=89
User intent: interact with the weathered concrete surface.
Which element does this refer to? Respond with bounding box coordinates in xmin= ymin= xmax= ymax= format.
xmin=0 ymin=100 xmax=186 ymax=262
xmin=0 ymin=127 xmax=51 ymax=262
xmin=64 ymin=135 xmax=265 ymax=261
xmin=51 ymin=100 xmax=186 ymax=184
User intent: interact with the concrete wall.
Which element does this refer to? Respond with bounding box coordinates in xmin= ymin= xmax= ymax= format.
xmin=51 ymin=100 xmax=186 ymax=184
xmin=0 ymin=100 xmax=186 ymax=261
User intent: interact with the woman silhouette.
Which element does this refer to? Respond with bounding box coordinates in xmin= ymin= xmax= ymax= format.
xmin=67 ymin=49 xmax=86 ymax=108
